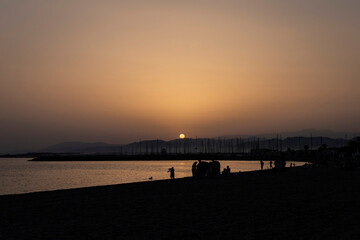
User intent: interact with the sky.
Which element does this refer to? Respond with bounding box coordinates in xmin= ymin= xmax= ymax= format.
xmin=1 ymin=0 xmax=360 ymax=152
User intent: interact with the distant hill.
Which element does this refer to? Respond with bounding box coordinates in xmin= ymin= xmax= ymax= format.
xmin=39 ymin=141 xmax=123 ymax=154
xmin=219 ymin=129 xmax=360 ymax=139
xmin=33 ymin=129 xmax=359 ymax=155
xmin=37 ymin=140 xmax=169 ymax=154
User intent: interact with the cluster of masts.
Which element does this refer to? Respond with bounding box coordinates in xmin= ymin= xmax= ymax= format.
xmin=116 ymin=135 xmax=347 ymax=155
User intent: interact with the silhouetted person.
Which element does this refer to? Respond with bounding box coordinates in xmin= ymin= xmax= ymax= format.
xmin=260 ymin=160 xmax=264 ymax=170
xmin=274 ymin=159 xmax=279 ymax=169
xmin=205 ymin=163 xmax=213 ymax=176
xmin=196 ymin=160 xmax=210 ymax=177
xmin=210 ymin=159 xmax=221 ymax=177
xmin=192 ymin=161 xmax=198 ymax=177
xmin=226 ymin=165 xmax=231 ymax=174
xmin=275 ymin=159 xmax=286 ymax=171
xmin=270 ymin=160 xmax=273 ymax=169
xmin=168 ymin=167 xmax=175 ymax=179
xmin=196 ymin=159 xmax=203 ymax=177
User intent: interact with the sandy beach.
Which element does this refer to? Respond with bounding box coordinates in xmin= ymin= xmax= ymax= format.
xmin=1 ymin=167 xmax=360 ymax=239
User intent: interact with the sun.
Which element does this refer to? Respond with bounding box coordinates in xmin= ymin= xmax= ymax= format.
xmin=179 ymin=133 xmax=185 ymax=139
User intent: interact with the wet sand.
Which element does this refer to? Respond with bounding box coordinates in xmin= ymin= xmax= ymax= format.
xmin=1 ymin=167 xmax=360 ymax=239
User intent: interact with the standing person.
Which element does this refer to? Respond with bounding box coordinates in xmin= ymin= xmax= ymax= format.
xmin=270 ymin=160 xmax=273 ymax=169
xmin=226 ymin=165 xmax=231 ymax=174
xmin=211 ymin=159 xmax=221 ymax=176
xmin=260 ymin=160 xmax=264 ymax=170
xmin=196 ymin=159 xmax=207 ymax=177
xmin=192 ymin=161 xmax=198 ymax=177
xmin=168 ymin=167 xmax=175 ymax=179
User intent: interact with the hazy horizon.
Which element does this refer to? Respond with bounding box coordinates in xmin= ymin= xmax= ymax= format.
xmin=2 ymin=128 xmax=359 ymax=154
xmin=1 ymin=0 xmax=360 ymax=153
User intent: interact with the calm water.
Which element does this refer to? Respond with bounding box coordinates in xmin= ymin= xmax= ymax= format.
xmin=0 ymin=158 xmax=305 ymax=195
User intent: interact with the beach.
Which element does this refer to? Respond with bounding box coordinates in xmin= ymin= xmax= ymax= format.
xmin=1 ymin=167 xmax=360 ymax=239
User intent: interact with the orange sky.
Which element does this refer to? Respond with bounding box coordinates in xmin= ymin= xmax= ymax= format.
xmin=1 ymin=0 xmax=360 ymax=152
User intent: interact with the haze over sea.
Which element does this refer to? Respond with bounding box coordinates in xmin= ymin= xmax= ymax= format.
xmin=0 ymin=158 xmax=305 ymax=195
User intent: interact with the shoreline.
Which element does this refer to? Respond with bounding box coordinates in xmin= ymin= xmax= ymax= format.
xmin=0 ymin=175 xmax=194 ymax=197
xmin=1 ymin=167 xmax=360 ymax=239
xmin=0 ymin=168 xmax=272 ymax=197
xmin=1 ymin=159 xmax=307 ymax=196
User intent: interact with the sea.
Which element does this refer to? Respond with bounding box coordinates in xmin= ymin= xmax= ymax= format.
xmin=0 ymin=158 xmax=306 ymax=195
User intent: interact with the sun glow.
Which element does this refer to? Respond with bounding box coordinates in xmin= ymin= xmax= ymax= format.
xmin=179 ymin=133 xmax=185 ymax=139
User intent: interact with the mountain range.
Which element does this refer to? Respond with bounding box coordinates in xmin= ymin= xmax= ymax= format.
xmin=35 ymin=129 xmax=358 ymax=154
xmin=2 ymin=129 xmax=359 ymax=155
xmin=220 ymin=128 xmax=360 ymax=139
